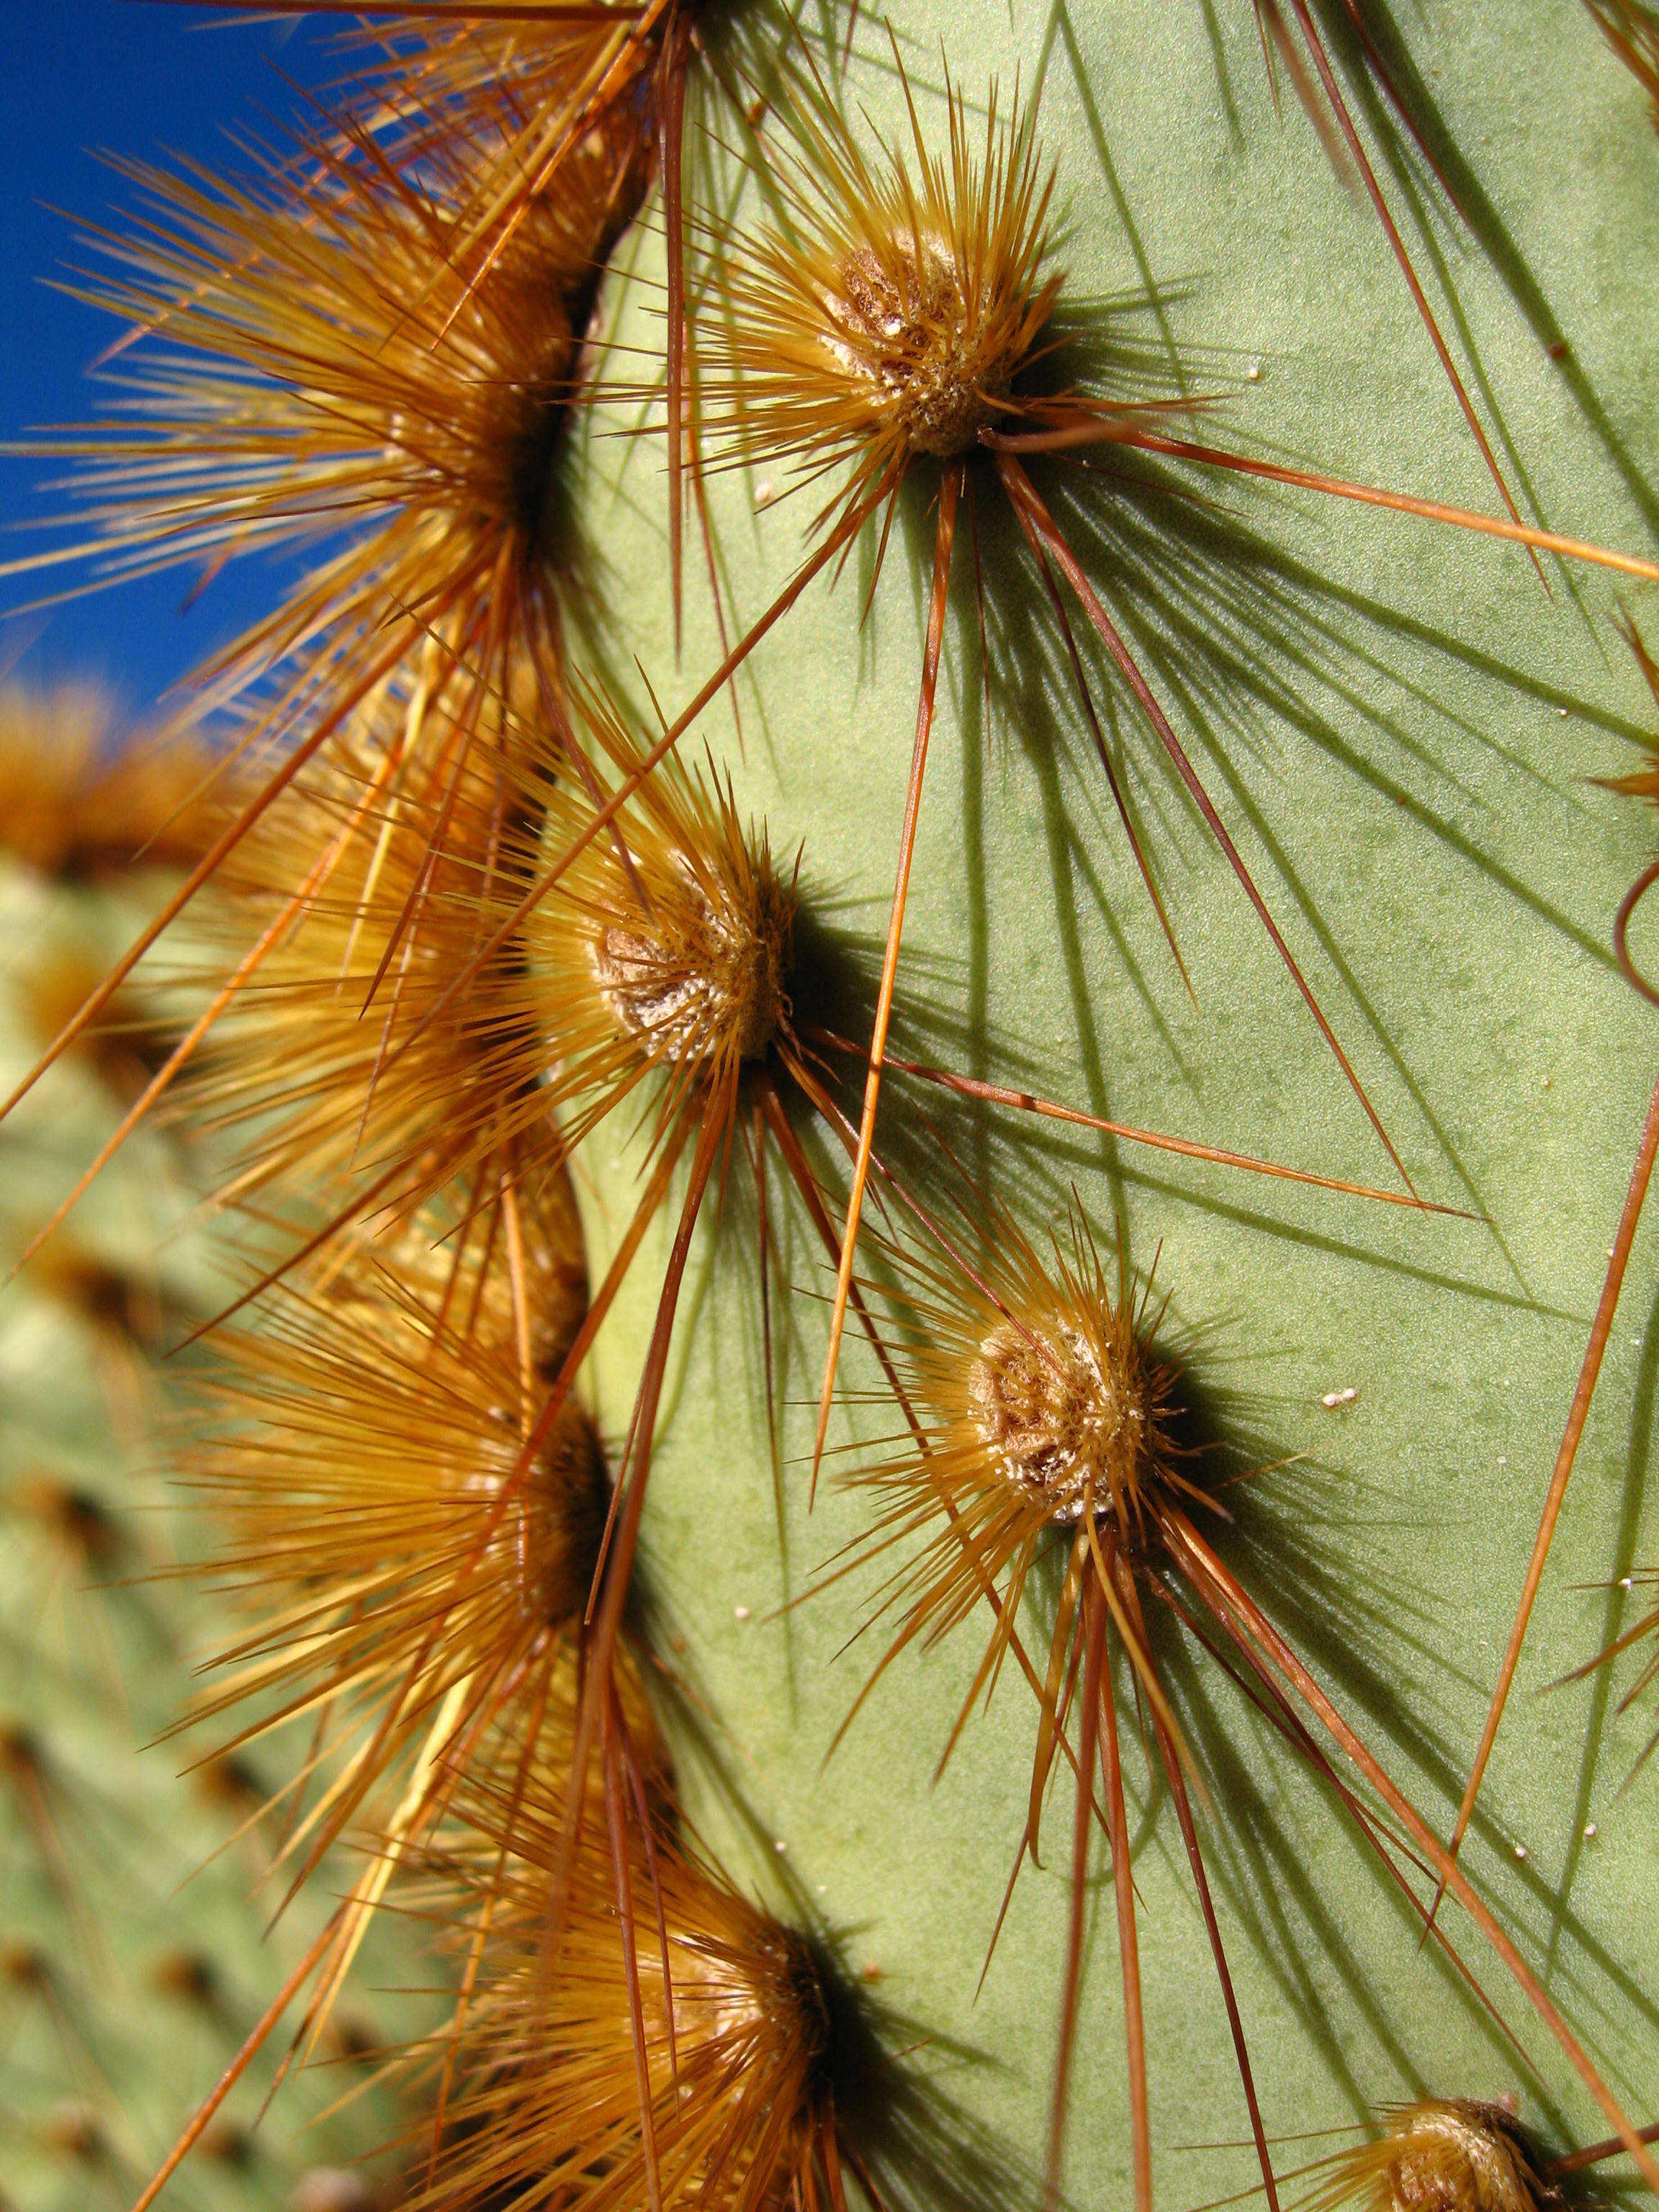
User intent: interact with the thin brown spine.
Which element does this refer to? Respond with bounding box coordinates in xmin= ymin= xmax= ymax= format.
xmin=814 ymin=462 xmax=961 ymax=1497
xmin=1434 ymin=1068 xmax=1659 ymax=1910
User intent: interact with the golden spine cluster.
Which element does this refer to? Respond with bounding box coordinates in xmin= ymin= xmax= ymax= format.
xmin=10 ymin=7 xmax=1659 ymax=2212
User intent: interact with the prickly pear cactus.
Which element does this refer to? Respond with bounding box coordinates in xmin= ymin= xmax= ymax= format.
xmin=10 ymin=6 xmax=1659 ymax=2211
xmin=0 ymin=697 xmax=410 ymax=2212
xmin=561 ymin=5 xmax=1659 ymax=2201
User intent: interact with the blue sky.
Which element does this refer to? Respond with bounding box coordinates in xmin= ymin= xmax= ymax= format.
xmin=2 ymin=6 xmax=341 ymax=721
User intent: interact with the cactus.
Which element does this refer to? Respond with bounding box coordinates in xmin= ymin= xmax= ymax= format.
xmin=0 ymin=691 xmax=411 ymax=2211
xmin=8 ymin=6 xmax=1659 ymax=2212
xmin=560 ymin=4 xmax=1659 ymax=2202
